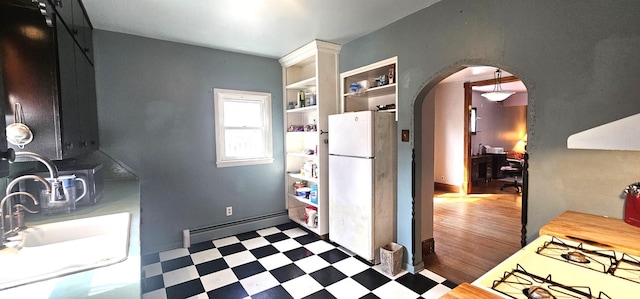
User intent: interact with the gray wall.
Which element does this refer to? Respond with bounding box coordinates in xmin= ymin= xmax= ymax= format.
xmin=433 ymin=82 xmax=464 ymax=187
xmin=93 ymin=30 xmax=284 ymax=254
xmin=340 ymin=0 xmax=640 ymax=272
xmin=471 ymin=91 xmax=527 ymax=154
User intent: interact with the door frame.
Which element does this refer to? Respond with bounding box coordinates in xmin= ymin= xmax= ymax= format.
xmin=462 ymin=75 xmax=520 ymax=194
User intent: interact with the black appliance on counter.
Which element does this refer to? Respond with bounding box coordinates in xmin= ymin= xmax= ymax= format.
xmin=18 ymin=163 xmax=104 ymax=211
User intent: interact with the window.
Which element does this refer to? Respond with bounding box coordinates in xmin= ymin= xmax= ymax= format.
xmin=470 ymin=107 xmax=478 ymax=135
xmin=214 ymin=88 xmax=273 ymax=167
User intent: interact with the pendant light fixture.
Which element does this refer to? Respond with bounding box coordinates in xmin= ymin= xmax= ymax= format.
xmin=481 ymin=69 xmax=515 ymax=102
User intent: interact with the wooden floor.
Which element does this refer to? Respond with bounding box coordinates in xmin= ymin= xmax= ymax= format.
xmin=423 ymin=180 xmax=522 ymax=284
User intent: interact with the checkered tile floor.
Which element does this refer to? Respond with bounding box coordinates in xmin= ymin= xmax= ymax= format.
xmin=141 ymin=222 xmax=457 ymax=299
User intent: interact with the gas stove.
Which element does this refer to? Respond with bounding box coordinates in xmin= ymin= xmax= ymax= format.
xmin=473 ymin=235 xmax=640 ymax=298
xmin=614 ymin=253 xmax=640 ymax=285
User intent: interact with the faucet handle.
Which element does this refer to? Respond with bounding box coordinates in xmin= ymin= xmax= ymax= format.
xmin=13 ymin=204 xmax=37 ymax=230
xmin=53 ymin=181 xmax=66 ymax=201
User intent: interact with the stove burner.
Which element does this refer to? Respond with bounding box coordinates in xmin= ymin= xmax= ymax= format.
xmin=491 ymin=264 xmax=605 ymax=299
xmin=523 ymin=286 xmax=556 ymax=299
xmin=536 ymin=237 xmax=616 ymax=273
xmin=561 ymin=251 xmax=590 ymax=263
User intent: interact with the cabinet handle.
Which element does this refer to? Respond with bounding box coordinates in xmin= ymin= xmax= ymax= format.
xmin=55 ymin=0 xmax=62 ymax=7
xmin=65 ymin=142 xmax=74 ymax=150
xmin=81 ymin=141 xmax=89 ymax=147
xmin=38 ymin=2 xmax=47 ymax=15
xmin=0 ymin=149 xmax=16 ymax=162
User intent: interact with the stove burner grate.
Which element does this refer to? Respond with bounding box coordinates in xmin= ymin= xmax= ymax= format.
xmin=491 ymin=264 xmax=611 ymax=299
xmin=612 ymin=253 xmax=640 ymax=284
xmin=536 ymin=237 xmax=617 ymax=274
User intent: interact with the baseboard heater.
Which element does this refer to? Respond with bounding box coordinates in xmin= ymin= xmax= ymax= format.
xmin=183 ymin=211 xmax=289 ymax=248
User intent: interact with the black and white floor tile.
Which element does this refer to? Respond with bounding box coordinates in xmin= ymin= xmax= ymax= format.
xmin=141 ymin=222 xmax=457 ymax=299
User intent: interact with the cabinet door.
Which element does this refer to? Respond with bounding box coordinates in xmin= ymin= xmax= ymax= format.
xmin=76 ymin=51 xmax=99 ymax=150
xmin=56 ymin=16 xmax=82 ymax=157
xmin=471 ymin=158 xmax=480 ymax=185
xmin=50 ymin=0 xmax=74 ymax=29
xmin=1 ymin=5 xmax=60 ymax=159
xmin=0 ymin=55 xmax=9 ymax=177
xmin=83 ymin=19 xmax=93 ymax=63
xmin=71 ymin=0 xmax=86 ymax=52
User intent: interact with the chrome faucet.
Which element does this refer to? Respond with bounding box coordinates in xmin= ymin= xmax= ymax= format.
xmin=1 ymin=151 xmax=62 ymax=245
xmin=12 ymin=151 xmax=64 ymax=202
xmin=3 ymin=175 xmax=49 ymax=239
xmin=1 ymin=192 xmax=38 ymax=247
xmin=6 ymin=174 xmax=52 ymax=199
xmin=14 ymin=151 xmax=58 ymax=179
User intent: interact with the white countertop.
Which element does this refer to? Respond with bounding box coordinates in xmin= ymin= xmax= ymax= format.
xmin=0 ymin=179 xmax=141 ymax=298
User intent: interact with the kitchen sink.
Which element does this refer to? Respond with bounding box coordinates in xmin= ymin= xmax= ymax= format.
xmin=0 ymin=212 xmax=131 ymax=290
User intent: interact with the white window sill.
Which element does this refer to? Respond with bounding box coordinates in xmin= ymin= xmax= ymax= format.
xmin=216 ymin=158 xmax=275 ymax=168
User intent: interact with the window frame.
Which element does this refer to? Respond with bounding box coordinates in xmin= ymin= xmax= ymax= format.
xmin=214 ymin=88 xmax=273 ymax=168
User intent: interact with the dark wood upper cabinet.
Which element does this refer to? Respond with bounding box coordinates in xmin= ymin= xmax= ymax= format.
xmin=0 ymin=0 xmax=98 ymax=160
xmin=0 ymin=54 xmax=9 ymax=177
xmin=52 ymin=0 xmax=74 ymax=29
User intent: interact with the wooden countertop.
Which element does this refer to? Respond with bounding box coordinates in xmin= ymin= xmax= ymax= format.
xmin=441 ymin=283 xmax=503 ymax=299
xmin=539 ymin=210 xmax=640 ymax=256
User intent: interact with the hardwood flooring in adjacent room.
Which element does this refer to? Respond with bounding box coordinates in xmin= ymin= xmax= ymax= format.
xmin=423 ymin=180 xmax=522 ymax=284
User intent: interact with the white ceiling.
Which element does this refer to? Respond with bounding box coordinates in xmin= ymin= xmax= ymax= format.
xmin=441 ymin=66 xmax=527 ymax=93
xmin=81 ymin=0 xmax=441 ymax=59
xmin=80 ymin=1 xmax=526 ymax=92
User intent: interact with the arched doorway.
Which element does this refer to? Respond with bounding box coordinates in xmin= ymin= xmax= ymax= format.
xmin=414 ymin=64 xmax=531 ymax=284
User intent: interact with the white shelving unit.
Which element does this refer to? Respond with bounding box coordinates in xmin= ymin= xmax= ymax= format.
xmin=279 ymin=40 xmax=340 ymax=237
xmin=340 ymin=57 xmax=398 ymax=120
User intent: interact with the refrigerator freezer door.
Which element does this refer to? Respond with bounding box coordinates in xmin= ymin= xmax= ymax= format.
xmin=328 ymin=111 xmax=373 ymax=157
xmin=329 ymin=155 xmax=374 ymax=260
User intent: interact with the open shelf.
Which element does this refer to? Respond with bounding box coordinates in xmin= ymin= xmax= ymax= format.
xmin=343 ymin=83 xmax=396 ymax=98
xmin=286 ymin=77 xmax=317 ymax=90
xmin=288 ymin=211 xmax=320 ymax=233
xmin=280 ymin=40 xmax=339 ymax=238
xmin=288 ymin=172 xmax=318 ymax=183
xmin=285 ymin=131 xmax=319 ymax=137
xmin=286 ymin=152 xmax=318 ymax=158
xmin=286 ymin=106 xmax=317 ymax=114
xmin=340 ymin=57 xmax=398 ymax=121
xmin=287 ymin=193 xmax=318 ymax=207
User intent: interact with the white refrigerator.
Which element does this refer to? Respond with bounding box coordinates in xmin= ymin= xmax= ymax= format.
xmin=328 ymin=111 xmax=397 ymax=262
